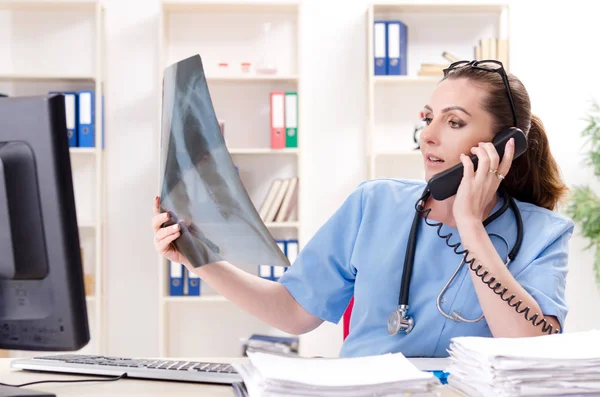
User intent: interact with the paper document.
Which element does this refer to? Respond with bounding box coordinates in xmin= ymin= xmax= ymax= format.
xmin=446 ymin=329 xmax=600 ymax=397
xmin=233 ymin=351 xmax=440 ymax=397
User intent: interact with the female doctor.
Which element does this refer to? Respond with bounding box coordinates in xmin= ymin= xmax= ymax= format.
xmin=152 ymin=60 xmax=574 ymax=358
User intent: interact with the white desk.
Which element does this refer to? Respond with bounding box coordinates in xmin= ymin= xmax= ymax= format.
xmin=0 ymin=358 xmax=465 ymax=396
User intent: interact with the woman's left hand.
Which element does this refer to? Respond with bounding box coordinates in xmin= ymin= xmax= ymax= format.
xmin=453 ymin=138 xmax=515 ymax=229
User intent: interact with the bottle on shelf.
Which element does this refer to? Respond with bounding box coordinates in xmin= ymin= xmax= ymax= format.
xmin=256 ymin=22 xmax=277 ymax=75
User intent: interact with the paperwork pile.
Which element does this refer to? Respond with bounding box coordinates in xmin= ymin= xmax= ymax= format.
xmin=446 ymin=329 xmax=600 ymax=397
xmin=233 ymin=351 xmax=441 ymax=397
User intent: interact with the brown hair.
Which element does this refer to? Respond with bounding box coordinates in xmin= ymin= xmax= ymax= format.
xmin=442 ymin=64 xmax=568 ymax=211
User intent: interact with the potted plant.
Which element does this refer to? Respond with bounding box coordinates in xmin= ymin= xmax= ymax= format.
xmin=566 ymin=101 xmax=600 ymax=284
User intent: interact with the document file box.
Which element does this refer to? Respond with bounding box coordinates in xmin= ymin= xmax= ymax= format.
xmin=274 ymin=239 xmax=286 ymax=279
xmin=50 ymin=91 xmax=78 ymax=147
xmin=275 ymin=240 xmax=286 ymax=256
xmin=169 ymin=261 xmax=184 ymax=296
xmin=286 ymin=240 xmax=299 ymax=265
xmin=284 ymin=92 xmax=298 ymax=148
xmin=374 ymin=20 xmax=387 ymax=75
xmin=387 ymin=20 xmax=408 ymax=75
xmin=187 ymin=269 xmax=200 ymax=296
xmin=259 ymin=265 xmax=273 ymax=281
xmin=270 ymin=91 xmax=286 ymax=149
xmin=78 ymin=90 xmax=95 ymax=147
xmin=273 ymin=265 xmax=285 ymax=279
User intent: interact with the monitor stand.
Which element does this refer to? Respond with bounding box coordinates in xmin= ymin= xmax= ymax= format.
xmin=0 ymin=385 xmax=54 ymax=397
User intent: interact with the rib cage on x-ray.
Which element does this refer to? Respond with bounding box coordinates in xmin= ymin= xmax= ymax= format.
xmin=159 ymin=54 xmax=290 ymax=270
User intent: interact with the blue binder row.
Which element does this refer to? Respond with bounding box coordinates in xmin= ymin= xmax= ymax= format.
xmin=169 ymin=261 xmax=201 ymax=296
xmin=259 ymin=239 xmax=299 ymax=281
xmin=168 ymin=239 xmax=299 ymax=296
xmin=373 ymin=20 xmax=408 ymax=75
xmin=49 ymin=90 xmax=103 ymax=148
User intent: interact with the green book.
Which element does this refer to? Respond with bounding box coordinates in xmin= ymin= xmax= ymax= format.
xmin=285 ymin=91 xmax=298 ymax=148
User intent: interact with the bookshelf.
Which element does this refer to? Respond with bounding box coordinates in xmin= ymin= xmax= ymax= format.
xmin=366 ymin=2 xmax=510 ymax=181
xmin=157 ymin=0 xmax=302 ymax=358
xmin=0 ymin=0 xmax=106 ymax=356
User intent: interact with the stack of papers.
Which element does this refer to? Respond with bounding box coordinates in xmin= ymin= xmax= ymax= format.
xmin=446 ymin=329 xmax=600 ymax=397
xmin=233 ymin=351 xmax=441 ymax=397
xmin=242 ymin=334 xmax=299 ymax=356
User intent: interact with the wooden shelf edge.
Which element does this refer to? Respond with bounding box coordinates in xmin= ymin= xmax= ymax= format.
xmin=70 ymin=148 xmax=98 ymax=154
xmin=374 ymin=75 xmax=441 ymax=83
xmin=372 ymin=2 xmax=508 ymax=14
xmin=228 ymin=148 xmax=299 ymax=155
xmin=163 ymin=295 xmax=228 ymax=303
xmin=0 ymin=74 xmax=97 ymax=82
xmin=207 ymin=75 xmax=298 ymax=82
xmin=0 ymin=2 xmax=99 ymax=12
xmin=162 ymin=1 xmax=299 ymax=14
xmin=265 ymin=221 xmax=299 ymax=228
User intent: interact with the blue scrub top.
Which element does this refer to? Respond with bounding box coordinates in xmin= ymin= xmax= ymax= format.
xmin=277 ymin=178 xmax=574 ymax=358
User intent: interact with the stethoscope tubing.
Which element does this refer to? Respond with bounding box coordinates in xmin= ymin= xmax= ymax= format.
xmin=398 ymin=186 xmax=523 ymax=316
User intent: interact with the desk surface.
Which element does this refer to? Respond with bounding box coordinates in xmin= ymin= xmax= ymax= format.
xmin=0 ymin=357 xmax=465 ymax=397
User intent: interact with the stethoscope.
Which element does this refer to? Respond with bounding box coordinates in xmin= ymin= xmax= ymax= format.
xmin=435 ymin=232 xmax=510 ymax=323
xmin=387 ymin=187 xmax=524 ymax=335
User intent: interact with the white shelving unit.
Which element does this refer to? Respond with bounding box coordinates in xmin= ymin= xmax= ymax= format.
xmin=0 ymin=0 xmax=106 ymax=357
xmin=366 ymin=2 xmax=510 ymax=181
xmin=157 ymin=0 xmax=302 ymax=358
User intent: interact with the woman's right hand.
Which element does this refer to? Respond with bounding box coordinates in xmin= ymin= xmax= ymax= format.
xmin=152 ymin=196 xmax=187 ymax=265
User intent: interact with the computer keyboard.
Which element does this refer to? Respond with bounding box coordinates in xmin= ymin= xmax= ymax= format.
xmin=11 ymin=354 xmax=242 ymax=385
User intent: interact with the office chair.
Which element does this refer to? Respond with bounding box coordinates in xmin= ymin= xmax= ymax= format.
xmin=343 ymin=297 xmax=354 ymax=340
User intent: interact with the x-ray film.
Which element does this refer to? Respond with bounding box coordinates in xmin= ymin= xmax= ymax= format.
xmin=159 ymin=54 xmax=290 ymax=270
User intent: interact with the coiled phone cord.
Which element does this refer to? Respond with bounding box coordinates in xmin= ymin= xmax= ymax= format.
xmin=415 ymin=188 xmax=560 ymax=335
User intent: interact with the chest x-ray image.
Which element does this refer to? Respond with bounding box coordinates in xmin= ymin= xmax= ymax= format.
xmin=159 ymin=54 xmax=290 ymax=270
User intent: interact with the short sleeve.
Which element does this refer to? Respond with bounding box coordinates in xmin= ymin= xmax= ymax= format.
xmin=513 ymin=219 xmax=574 ymax=332
xmin=277 ymin=183 xmax=366 ymax=324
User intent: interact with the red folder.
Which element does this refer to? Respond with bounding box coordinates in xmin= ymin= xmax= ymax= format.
xmin=270 ymin=91 xmax=286 ymax=149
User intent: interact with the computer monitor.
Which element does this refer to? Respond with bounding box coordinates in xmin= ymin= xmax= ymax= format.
xmin=0 ymin=95 xmax=90 ymax=396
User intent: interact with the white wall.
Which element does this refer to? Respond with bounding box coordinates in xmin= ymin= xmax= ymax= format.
xmin=103 ymin=0 xmax=162 ymax=357
xmin=508 ymin=0 xmax=600 ymax=332
xmin=101 ymin=0 xmax=600 ymax=358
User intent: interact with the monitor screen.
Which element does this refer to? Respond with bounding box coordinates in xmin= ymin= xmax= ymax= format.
xmin=0 ymin=95 xmax=89 ymax=352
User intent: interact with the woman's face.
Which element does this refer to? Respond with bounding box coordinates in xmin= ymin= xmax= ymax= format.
xmin=419 ymin=77 xmax=496 ymax=182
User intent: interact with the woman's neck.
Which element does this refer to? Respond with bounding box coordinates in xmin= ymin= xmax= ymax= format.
xmin=424 ymin=194 xmax=498 ymax=229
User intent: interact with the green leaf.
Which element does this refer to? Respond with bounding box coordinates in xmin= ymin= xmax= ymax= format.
xmin=595 ymin=246 xmax=600 ymax=286
xmin=569 ymin=100 xmax=600 ymax=285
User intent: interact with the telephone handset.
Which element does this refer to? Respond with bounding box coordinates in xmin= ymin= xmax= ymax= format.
xmin=426 ymin=127 xmax=528 ymax=201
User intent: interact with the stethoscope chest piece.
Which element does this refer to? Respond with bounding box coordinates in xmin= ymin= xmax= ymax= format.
xmin=387 ymin=305 xmax=414 ymax=335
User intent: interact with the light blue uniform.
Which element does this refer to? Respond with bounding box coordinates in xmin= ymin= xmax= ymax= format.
xmin=277 ymin=178 xmax=574 ymax=358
